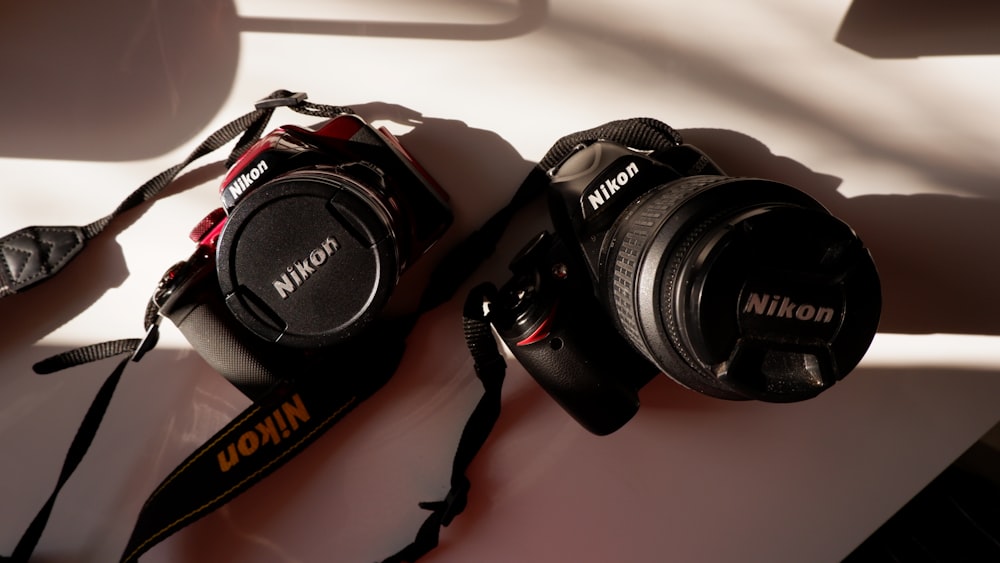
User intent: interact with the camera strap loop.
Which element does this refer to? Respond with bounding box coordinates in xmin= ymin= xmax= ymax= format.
xmin=539 ymin=117 xmax=683 ymax=170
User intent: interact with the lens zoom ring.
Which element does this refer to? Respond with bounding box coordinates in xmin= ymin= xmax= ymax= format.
xmin=660 ymin=210 xmax=726 ymax=372
xmin=610 ymin=176 xmax=722 ymax=353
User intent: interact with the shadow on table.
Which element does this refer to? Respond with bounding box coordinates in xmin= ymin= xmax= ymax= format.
xmin=836 ymin=0 xmax=1000 ymax=57
xmin=0 ymin=0 xmax=549 ymax=161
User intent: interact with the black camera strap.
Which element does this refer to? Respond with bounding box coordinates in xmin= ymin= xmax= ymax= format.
xmin=1 ymin=103 xmax=684 ymax=562
xmin=116 ymin=316 xmax=412 ymax=563
xmin=0 ymin=91 xmax=350 ymax=300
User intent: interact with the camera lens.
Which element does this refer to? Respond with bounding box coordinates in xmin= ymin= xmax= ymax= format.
xmin=216 ymin=170 xmax=400 ymax=348
xmin=602 ymin=177 xmax=880 ymax=402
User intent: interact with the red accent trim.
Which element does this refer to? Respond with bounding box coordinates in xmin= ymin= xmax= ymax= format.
xmin=188 ymin=214 xmax=227 ymax=248
xmin=200 ymin=219 xmax=227 ymax=248
xmin=311 ymin=115 xmax=364 ymax=140
xmin=188 ymin=208 xmax=227 ymax=243
xmin=517 ymin=303 xmax=557 ymax=346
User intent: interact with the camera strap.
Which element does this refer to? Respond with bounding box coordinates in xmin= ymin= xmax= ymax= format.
xmin=1 ymin=106 xmax=684 ymax=562
xmin=0 ymin=91 xmax=350 ymax=301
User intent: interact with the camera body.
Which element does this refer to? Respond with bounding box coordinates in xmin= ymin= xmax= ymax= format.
xmin=152 ymin=113 xmax=452 ymax=398
xmin=492 ymin=140 xmax=881 ymax=435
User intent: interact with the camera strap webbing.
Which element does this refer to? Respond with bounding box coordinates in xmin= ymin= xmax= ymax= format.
xmin=0 ymin=90 xmax=350 ymax=301
xmin=0 ymin=107 xmax=683 ymax=562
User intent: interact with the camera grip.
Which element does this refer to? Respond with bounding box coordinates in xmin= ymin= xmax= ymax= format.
xmin=163 ymin=276 xmax=282 ymax=400
xmin=501 ymin=300 xmax=655 ymax=435
xmin=176 ymin=302 xmax=281 ymax=395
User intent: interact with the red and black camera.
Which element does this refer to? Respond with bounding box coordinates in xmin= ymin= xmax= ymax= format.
xmin=151 ymin=113 xmax=452 ymax=397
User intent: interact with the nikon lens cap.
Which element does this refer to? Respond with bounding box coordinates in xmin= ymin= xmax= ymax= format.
xmin=609 ymin=176 xmax=880 ymax=403
xmin=217 ymin=173 xmax=398 ymax=348
xmin=670 ymin=196 xmax=881 ymax=402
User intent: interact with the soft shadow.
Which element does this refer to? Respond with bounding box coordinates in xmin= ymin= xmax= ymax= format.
xmin=0 ymin=345 xmax=234 ymax=563
xmin=0 ymin=0 xmax=239 ymax=161
xmin=541 ymin=10 xmax=998 ymax=202
xmin=836 ymin=0 xmax=1000 ymax=57
xmin=683 ymin=127 xmax=1000 ymax=336
xmin=0 ymin=161 xmax=226 ymax=356
xmin=0 ymin=0 xmax=548 ymax=161
xmin=241 ymin=0 xmax=549 ymax=40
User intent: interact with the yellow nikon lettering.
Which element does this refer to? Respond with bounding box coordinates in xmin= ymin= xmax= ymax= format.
xmin=217 ymin=393 xmax=311 ymax=473
xmin=237 ymin=431 xmax=260 ymax=456
xmin=282 ymin=393 xmax=311 ymax=429
xmin=217 ymin=444 xmax=239 ymax=473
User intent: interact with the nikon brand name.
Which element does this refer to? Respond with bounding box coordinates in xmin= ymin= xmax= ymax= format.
xmin=217 ymin=393 xmax=311 ymax=473
xmin=226 ymin=160 xmax=269 ymax=202
xmin=272 ymin=236 xmax=340 ymax=299
xmin=742 ymin=292 xmax=835 ymax=323
xmin=586 ymin=161 xmax=639 ymax=211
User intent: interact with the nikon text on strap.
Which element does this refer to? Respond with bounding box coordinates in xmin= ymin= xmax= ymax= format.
xmin=1 ymin=105 xmax=684 ymax=562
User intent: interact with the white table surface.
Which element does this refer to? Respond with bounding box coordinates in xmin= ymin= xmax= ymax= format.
xmin=3 ymin=1 xmax=1000 ymax=561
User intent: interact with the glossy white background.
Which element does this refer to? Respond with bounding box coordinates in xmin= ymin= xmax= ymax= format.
xmin=2 ymin=1 xmax=1000 ymax=561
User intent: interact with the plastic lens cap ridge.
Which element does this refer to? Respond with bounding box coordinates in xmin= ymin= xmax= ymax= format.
xmin=216 ymin=174 xmax=399 ymax=348
xmin=673 ymin=205 xmax=880 ymax=401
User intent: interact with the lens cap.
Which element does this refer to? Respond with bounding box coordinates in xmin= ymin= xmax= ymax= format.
xmin=216 ymin=173 xmax=398 ymax=348
xmin=673 ymin=198 xmax=881 ymax=402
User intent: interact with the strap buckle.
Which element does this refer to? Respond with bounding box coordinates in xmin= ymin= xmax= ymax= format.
xmin=418 ymin=475 xmax=471 ymax=526
xmin=131 ymin=321 xmax=161 ymax=362
xmin=254 ymin=91 xmax=308 ymax=110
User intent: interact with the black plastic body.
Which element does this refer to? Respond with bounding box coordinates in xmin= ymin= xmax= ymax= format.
xmin=151 ymin=114 xmax=452 ymax=396
xmin=493 ymin=140 xmax=881 ymax=434
xmin=493 ymin=233 xmax=657 ymax=435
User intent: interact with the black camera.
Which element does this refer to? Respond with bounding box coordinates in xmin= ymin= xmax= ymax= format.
xmin=151 ymin=113 xmax=452 ymax=397
xmin=492 ymin=139 xmax=881 ymax=435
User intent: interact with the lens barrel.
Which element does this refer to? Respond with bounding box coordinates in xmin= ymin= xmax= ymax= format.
xmin=603 ymin=176 xmax=881 ymax=401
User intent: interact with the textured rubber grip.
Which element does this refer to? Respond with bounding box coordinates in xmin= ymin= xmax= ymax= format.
xmin=172 ymin=299 xmax=281 ymax=398
xmin=501 ymin=300 xmax=654 ymax=435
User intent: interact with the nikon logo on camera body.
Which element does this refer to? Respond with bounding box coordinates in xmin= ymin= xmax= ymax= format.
xmin=272 ymin=236 xmax=341 ymax=299
xmin=226 ymin=159 xmax=269 ymax=202
xmin=586 ymin=161 xmax=640 ymax=211
xmin=742 ymin=292 xmax=835 ymax=323
xmin=217 ymin=393 xmax=311 ymax=473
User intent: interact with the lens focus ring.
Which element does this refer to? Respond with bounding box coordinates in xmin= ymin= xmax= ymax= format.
xmin=602 ymin=174 xmax=880 ymax=402
xmin=607 ymin=176 xmax=723 ymax=363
